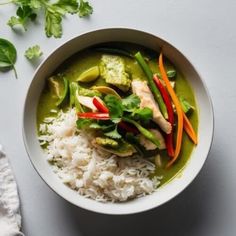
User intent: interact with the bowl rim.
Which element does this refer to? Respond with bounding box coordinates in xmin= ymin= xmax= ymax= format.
xmin=22 ymin=27 xmax=214 ymax=215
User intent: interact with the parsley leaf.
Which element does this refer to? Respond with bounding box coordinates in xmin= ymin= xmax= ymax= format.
xmin=53 ymin=0 xmax=78 ymax=14
xmin=7 ymin=6 xmax=37 ymax=30
xmin=78 ymin=0 xmax=93 ymax=17
xmin=122 ymin=94 xmax=140 ymax=112
xmin=8 ymin=0 xmax=93 ymax=38
xmin=25 ymin=45 xmax=43 ymax=60
xmin=104 ymin=125 xmax=122 ymax=139
xmin=45 ymin=11 xmax=62 ymax=38
xmin=104 ymin=95 xmax=123 ymax=121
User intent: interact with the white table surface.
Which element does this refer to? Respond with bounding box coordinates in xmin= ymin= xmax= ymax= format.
xmin=0 ymin=0 xmax=235 ymax=235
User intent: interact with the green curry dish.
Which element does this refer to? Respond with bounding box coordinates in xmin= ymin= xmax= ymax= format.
xmin=100 ymin=55 xmax=131 ymax=92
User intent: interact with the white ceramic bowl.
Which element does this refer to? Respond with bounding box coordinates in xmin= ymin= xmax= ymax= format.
xmin=23 ymin=28 xmax=214 ymax=215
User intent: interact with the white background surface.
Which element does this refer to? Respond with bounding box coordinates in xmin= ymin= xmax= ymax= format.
xmin=0 ymin=0 xmax=235 ymax=235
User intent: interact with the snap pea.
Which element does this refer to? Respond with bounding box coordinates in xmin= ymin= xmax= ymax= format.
xmin=134 ymin=52 xmax=168 ymax=119
xmin=56 ymin=77 xmax=69 ymax=106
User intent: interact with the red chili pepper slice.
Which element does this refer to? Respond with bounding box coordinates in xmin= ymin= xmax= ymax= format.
xmin=92 ymin=97 xmax=109 ymax=113
xmin=77 ymin=112 xmax=110 ymax=120
xmin=153 ymin=75 xmax=174 ymax=157
xmin=118 ymin=121 xmax=139 ymax=134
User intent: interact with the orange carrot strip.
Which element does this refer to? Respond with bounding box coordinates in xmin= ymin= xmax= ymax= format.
xmin=183 ymin=112 xmax=198 ymax=144
xmin=159 ymin=53 xmax=183 ymax=167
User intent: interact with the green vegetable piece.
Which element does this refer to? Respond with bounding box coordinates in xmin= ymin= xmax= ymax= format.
xmin=167 ymin=70 xmax=176 ymax=78
xmin=69 ymin=82 xmax=78 ymax=107
xmin=48 ymin=75 xmax=69 ymax=106
xmin=94 ymin=138 xmax=134 ymax=157
xmin=77 ymin=85 xmax=101 ymax=97
xmin=74 ymin=90 xmax=84 ymax=112
xmin=56 ymin=77 xmax=69 ymax=106
xmin=123 ymin=117 xmax=160 ymax=148
xmin=122 ymin=94 xmax=140 ymax=112
xmin=77 ymin=66 xmax=100 ymax=82
xmin=25 ymin=45 xmax=43 ymax=60
xmin=92 ymin=86 xmax=121 ymax=99
xmin=78 ymin=0 xmax=93 ymax=17
xmin=0 ymin=38 xmax=17 ymax=79
xmin=100 ymin=55 xmax=131 ymax=92
xmin=135 ymin=51 xmax=168 ymax=119
xmin=95 ymin=137 xmax=118 ymax=148
xmin=179 ymin=96 xmax=195 ymax=114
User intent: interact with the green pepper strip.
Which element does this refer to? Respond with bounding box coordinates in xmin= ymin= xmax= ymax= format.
xmin=134 ymin=52 xmax=168 ymax=119
xmin=123 ymin=117 xmax=160 ymax=148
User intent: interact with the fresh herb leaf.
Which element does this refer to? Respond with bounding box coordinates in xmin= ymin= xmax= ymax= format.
xmin=0 ymin=38 xmax=17 ymax=79
xmin=104 ymin=125 xmax=122 ymax=139
xmin=179 ymin=96 xmax=195 ymax=114
xmin=53 ymin=0 xmax=78 ymax=14
xmin=132 ymin=107 xmax=153 ymax=123
xmin=78 ymin=0 xmax=93 ymax=17
xmin=7 ymin=6 xmax=37 ymax=30
xmin=45 ymin=11 xmax=62 ymax=38
xmin=76 ymin=118 xmax=92 ymax=129
xmin=8 ymin=0 xmax=93 ymax=38
xmin=25 ymin=45 xmax=43 ymax=60
xmin=167 ymin=70 xmax=176 ymax=78
xmin=122 ymin=94 xmax=140 ymax=112
xmin=104 ymin=95 xmax=123 ymax=120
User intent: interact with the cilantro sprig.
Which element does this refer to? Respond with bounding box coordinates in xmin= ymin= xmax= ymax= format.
xmin=7 ymin=0 xmax=93 ymax=38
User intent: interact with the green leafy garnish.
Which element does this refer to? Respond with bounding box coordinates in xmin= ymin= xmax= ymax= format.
xmin=179 ymin=96 xmax=195 ymax=114
xmin=7 ymin=5 xmax=37 ymax=30
xmin=78 ymin=0 xmax=93 ymax=17
xmin=122 ymin=94 xmax=140 ymax=112
xmin=25 ymin=45 xmax=43 ymax=60
xmin=7 ymin=0 xmax=93 ymax=38
xmin=76 ymin=118 xmax=92 ymax=129
xmin=132 ymin=107 xmax=153 ymax=123
xmin=104 ymin=126 xmax=122 ymax=139
xmin=104 ymin=95 xmax=123 ymax=120
xmin=0 ymin=38 xmax=17 ymax=79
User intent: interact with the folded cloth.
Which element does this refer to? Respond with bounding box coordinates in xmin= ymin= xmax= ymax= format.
xmin=0 ymin=145 xmax=24 ymax=236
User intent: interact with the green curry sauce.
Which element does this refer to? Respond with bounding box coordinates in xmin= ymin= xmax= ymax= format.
xmin=37 ymin=43 xmax=198 ymax=187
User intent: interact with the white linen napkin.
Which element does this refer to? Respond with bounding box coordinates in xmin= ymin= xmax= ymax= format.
xmin=0 ymin=145 xmax=24 ymax=236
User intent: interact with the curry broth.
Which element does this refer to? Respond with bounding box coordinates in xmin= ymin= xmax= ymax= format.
xmin=37 ymin=43 xmax=198 ymax=186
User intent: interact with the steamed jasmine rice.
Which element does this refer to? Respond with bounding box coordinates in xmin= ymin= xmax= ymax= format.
xmin=39 ymin=108 xmax=162 ymax=202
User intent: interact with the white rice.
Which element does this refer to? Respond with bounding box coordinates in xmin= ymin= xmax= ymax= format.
xmin=39 ymin=108 xmax=161 ymax=202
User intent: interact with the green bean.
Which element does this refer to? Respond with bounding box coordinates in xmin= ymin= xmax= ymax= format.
xmin=134 ymin=52 xmax=168 ymax=119
xmin=123 ymin=117 xmax=160 ymax=148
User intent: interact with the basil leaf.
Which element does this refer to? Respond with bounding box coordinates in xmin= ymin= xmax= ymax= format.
xmin=0 ymin=38 xmax=17 ymax=79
